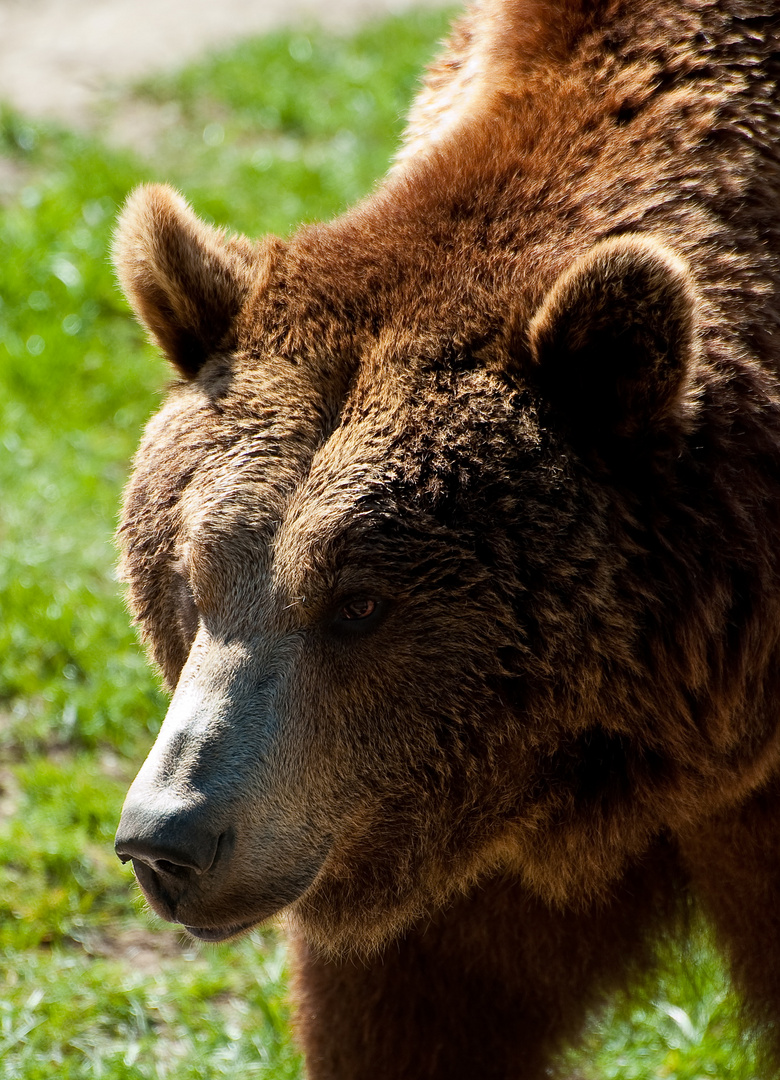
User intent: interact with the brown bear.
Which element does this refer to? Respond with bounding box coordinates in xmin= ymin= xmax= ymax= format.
xmin=113 ymin=0 xmax=780 ymax=1076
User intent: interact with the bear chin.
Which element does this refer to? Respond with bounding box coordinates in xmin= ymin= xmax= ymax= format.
xmin=183 ymin=920 xmax=259 ymax=943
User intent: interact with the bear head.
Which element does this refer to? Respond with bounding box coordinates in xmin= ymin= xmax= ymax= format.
xmin=114 ymin=184 xmax=702 ymax=955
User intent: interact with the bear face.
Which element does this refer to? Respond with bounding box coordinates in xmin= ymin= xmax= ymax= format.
xmin=116 ymin=322 xmax=552 ymax=951
xmin=112 ymin=181 xmax=770 ymax=955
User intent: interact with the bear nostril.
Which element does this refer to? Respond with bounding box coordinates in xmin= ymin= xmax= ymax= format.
xmin=114 ymin=833 xmax=221 ymax=876
xmin=155 ymin=857 xmax=190 ymax=878
xmin=114 ymin=805 xmax=228 ymax=876
xmin=114 ymin=837 xmax=206 ymax=875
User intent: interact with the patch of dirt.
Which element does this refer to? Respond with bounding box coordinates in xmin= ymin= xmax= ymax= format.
xmin=100 ymin=99 xmax=186 ymax=157
xmin=0 ymin=155 xmax=30 ymax=204
xmin=0 ymin=763 xmax=21 ymax=821
xmin=71 ymin=922 xmax=196 ymax=971
xmin=0 ymin=0 xmax=447 ymax=130
xmin=99 ymin=747 xmax=139 ymax=784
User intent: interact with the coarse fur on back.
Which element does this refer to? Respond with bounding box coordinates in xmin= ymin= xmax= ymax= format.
xmin=113 ymin=1 xmax=780 ymax=1076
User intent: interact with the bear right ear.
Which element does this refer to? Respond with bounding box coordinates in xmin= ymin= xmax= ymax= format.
xmin=112 ymin=184 xmax=264 ymax=378
xmin=527 ymin=235 xmax=699 ymax=445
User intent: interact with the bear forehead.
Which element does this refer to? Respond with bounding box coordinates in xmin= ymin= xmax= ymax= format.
xmin=147 ymin=382 xmax=395 ymax=575
xmin=124 ymin=345 xmax=546 ymax=622
xmin=145 ymin=352 xmax=537 ymax=514
xmin=176 ymin=432 xmax=397 ymax=577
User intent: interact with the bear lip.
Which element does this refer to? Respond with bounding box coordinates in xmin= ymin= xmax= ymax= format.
xmin=183 ymin=919 xmax=258 ymax=942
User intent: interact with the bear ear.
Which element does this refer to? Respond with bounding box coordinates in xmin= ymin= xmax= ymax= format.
xmin=528 ymin=235 xmax=699 ymax=444
xmin=112 ymin=184 xmax=261 ymax=378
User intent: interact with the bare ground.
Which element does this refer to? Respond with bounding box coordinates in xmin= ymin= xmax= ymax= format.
xmin=0 ymin=0 xmax=446 ymax=128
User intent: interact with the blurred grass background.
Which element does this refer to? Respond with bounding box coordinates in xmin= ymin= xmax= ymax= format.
xmin=0 ymin=8 xmax=761 ymax=1077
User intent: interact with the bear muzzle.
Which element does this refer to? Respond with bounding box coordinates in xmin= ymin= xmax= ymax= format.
xmin=115 ymin=635 xmax=334 ymax=935
xmin=115 ymin=794 xmax=235 ymax=920
xmin=114 ymin=800 xmax=227 ymax=877
xmin=115 ymin=784 xmax=331 ymax=936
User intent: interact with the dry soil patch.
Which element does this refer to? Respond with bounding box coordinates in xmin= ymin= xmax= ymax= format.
xmin=0 ymin=0 xmax=447 ymax=128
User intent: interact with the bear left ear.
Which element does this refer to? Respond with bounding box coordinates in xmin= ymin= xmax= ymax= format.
xmin=528 ymin=235 xmax=699 ymax=443
xmin=112 ymin=184 xmax=264 ymax=378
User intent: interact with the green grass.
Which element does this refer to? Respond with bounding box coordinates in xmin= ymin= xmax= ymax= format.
xmin=563 ymin=926 xmax=759 ymax=1079
xmin=0 ymin=8 xmax=763 ymax=1077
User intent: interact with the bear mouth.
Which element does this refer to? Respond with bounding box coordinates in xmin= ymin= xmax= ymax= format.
xmin=183 ymin=919 xmax=258 ymax=942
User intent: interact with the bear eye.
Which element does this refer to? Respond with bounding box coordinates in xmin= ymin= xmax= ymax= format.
xmin=330 ymin=596 xmax=387 ymax=638
xmin=340 ymin=597 xmax=377 ymax=621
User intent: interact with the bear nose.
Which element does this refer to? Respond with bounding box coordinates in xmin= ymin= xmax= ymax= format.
xmin=115 ymin=798 xmax=223 ymax=876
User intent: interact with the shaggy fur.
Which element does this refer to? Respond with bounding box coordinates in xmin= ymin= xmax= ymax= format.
xmin=113 ymin=0 xmax=780 ymax=1075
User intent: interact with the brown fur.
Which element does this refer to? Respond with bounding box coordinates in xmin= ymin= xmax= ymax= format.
xmin=113 ymin=0 xmax=780 ymax=1075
